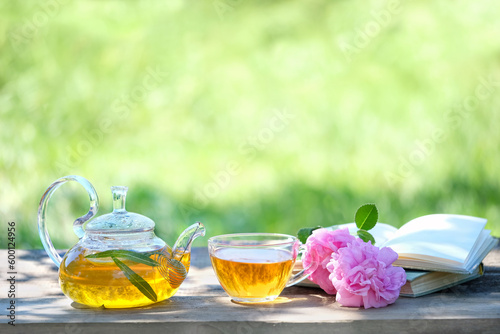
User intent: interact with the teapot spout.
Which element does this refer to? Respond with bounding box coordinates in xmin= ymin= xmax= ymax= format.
xmin=172 ymin=222 xmax=206 ymax=260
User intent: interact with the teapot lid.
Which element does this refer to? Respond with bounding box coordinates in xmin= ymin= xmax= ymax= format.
xmin=84 ymin=186 xmax=155 ymax=233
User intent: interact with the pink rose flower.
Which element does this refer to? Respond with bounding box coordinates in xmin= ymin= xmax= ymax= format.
xmin=327 ymin=238 xmax=406 ymax=309
xmin=302 ymin=228 xmax=356 ymax=294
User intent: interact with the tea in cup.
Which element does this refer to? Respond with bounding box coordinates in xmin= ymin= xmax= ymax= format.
xmin=208 ymin=233 xmax=316 ymax=303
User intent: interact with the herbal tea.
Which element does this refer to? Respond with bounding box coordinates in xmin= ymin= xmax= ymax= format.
xmin=210 ymin=248 xmax=294 ymax=301
xmin=59 ymin=246 xmax=190 ymax=308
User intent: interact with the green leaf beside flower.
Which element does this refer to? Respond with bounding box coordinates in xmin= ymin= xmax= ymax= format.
xmin=354 ymin=203 xmax=378 ymax=231
xmin=356 ymin=229 xmax=375 ymax=245
xmin=296 ymin=203 xmax=380 ymax=245
xmin=297 ymin=226 xmax=322 ymax=244
xmin=354 ymin=203 xmax=378 ymax=244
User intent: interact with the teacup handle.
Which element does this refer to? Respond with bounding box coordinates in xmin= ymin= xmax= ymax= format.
xmin=286 ymin=245 xmax=318 ymax=287
xmin=37 ymin=175 xmax=99 ymax=267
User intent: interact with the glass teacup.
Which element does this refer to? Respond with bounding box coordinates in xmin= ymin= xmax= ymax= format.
xmin=208 ymin=233 xmax=316 ymax=303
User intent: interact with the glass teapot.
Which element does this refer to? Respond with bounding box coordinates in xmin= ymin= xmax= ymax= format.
xmin=37 ymin=175 xmax=205 ymax=308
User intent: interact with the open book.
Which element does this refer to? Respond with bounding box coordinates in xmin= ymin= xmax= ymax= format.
xmin=325 ymin=214 xmax=498 ymax=274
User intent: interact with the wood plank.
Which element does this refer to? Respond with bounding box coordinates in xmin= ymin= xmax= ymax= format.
xmin=0 ymin=245 xmax=499 ymax=333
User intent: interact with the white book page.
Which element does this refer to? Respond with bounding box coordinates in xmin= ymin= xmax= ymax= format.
xmin=464 ymin=231 xmax=498 ymax=272
xmin=326 ymin=222 xmax=398 ymax=246
xmin=382 ymin=214 xmax=487 ymax=264
xmin=465 ymin=229 xmax=490 ymax=263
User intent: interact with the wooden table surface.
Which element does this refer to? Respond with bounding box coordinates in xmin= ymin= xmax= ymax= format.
xmin=1 ymin=246 xmax=499 ymax=334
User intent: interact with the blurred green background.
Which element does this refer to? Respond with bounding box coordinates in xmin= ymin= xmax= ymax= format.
xmin=1 ymin=0 xmax=499 ymax=250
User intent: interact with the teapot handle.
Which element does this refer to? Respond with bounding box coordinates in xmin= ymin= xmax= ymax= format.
xmin=37 ymin=175 xmax=99 ymax=267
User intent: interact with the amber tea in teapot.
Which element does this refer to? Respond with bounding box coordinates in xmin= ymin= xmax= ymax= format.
xmin=37 ymin=175 xmax=205 ymax=308
xmin=59 ymin=246 xmax=191 ymax=308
